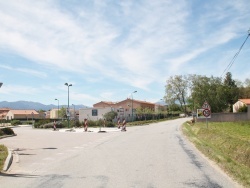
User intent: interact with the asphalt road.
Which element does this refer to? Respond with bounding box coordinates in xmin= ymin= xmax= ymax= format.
xmin=0 ymin=118 xmax=240 ymax=188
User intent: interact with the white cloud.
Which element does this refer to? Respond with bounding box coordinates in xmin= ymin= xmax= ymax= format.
xmin=0 ymin=0 xmax=249 ymax=94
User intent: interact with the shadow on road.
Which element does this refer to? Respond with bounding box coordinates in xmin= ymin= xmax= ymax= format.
xmin=0 ymin=172 xmax=39 ymax=178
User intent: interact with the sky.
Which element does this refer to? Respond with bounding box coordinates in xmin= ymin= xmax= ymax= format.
xmin=0 ymin=0 xmax=250 ymax=107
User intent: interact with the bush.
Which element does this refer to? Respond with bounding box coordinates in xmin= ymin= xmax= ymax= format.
xmin=39 ymin=121 xmax=66 ymax=129
xmin=106 ymin=121 xmax=115 ymax=127
xmin=34 ymin=119 xmax=51 ymax=128
xmin=88 ymin=120 xmax=97 ymax=127
xmin=11 ymin=120 xmax=21 ymax=126
xmin=0 ymin=130 xmax=4 ymax=136
xmin=238 ymin=105 xmax=248 ymax=112
xmin=0 ymin=127 xmax=15 ymax=135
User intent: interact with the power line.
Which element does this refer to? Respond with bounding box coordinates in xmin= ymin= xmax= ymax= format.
xmin=221 ymin=29 xmax=250 ymax=77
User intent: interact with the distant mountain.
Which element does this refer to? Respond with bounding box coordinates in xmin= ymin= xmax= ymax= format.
xmin=0 ymin=101 xmax=88 ymax=111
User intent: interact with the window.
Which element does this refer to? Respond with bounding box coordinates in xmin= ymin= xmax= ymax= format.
xmin=92 ymin=109 xmax=98 ymax=116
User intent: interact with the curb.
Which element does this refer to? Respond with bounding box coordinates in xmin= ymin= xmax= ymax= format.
xmin=0 ymin=134 xmax=16 ymax=140
xmin=3 ymin=148 xmax=13 ymax=172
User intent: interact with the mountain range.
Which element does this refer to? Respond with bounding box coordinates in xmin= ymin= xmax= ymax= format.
xmin=0 ymin=101 xmax=88 ymax=111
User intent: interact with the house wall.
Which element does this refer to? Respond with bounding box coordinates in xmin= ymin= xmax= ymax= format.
xmin=50 ymin=109 xmax=59 ymax=119
xmin=79 ymin=107 xmax=113 ymax=122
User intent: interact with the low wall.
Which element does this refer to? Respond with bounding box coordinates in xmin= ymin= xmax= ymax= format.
xmin=197 ymin=112 xmax=248 ymax=122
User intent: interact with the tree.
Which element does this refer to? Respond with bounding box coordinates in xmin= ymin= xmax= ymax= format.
xmin=59 ymin=107 xmax=67 ymax=119
xmin=223 ymin=72 xmax=239 ymax=112
xmin=190 ymin=75 xmax=227 ymax=113
xmin=103 ymin=111 xmax=117 ymax=122
xmin=165 ymin=75 xmax=189 ymax=114
xmin=244 ymin=78 xmax=250 ymax=87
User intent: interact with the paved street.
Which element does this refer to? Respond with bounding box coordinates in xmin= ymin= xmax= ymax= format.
xmin=0 ymin=118 xmax=240 ymax=188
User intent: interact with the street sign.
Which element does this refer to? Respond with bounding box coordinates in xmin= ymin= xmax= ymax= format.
xmin=202 ymin=101 xmax=211 ymax=110
xmin=203 ymin=109 xmax=211 ymax=118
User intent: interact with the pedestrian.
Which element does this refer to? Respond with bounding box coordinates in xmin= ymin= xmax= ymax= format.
xmin=84 ymin=119 xmax=88 ymax=132
xmin=117 ymin=118 xmax=121 ymax=129
xmin=53 ymin=120 xmax=56 ymax=131
xmin=121 ymin=118 xmax=126 ymax=131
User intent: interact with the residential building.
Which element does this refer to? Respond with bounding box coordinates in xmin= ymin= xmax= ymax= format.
xmin=0 ymin=108 xmax=11 ymax=120
xmin=233 ymin=99 xmax=250 ymax=112
xmin=79 ymin=98 xmax=156 ymax=122
xmin=5 ymin=109 xmax=40 ymax=120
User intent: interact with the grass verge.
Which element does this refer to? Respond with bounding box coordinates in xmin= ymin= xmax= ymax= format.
xmin=182 ymin=121 xmax=250 ymax=187
xmin=0 ymin=144 xmax=8 ymax=171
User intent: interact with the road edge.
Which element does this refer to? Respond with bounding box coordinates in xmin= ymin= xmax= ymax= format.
xmin=2 ymin=148 xmax=13 ymax=172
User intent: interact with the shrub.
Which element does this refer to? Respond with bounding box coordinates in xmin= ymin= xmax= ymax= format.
xmin=11 ymin=120 xmax=21 ymax=126
xmin=238 ymin=105 xmax=248 ymax=112
xmin=106 ymin=121 xmax=115 ymax=127
xmin=0 ymin=130 xmax=4 ymax=136
xmin=88 ymin=120 xmax=97 ymax=127
xmin=39 ymin=121 xmax=66 ymax=129
xmin=0 ymin=127 xmax=15 ymax=135
xmin=34 ymin=119 xmax=51 ymax=128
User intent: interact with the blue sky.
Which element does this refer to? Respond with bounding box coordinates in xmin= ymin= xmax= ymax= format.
xmin=0 ymin=0 xmax=249 ymax=107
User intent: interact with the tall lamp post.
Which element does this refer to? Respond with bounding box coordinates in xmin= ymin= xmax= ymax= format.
xmin=131 ymin=90 xmax=137 ymax=121
xmin=65 ymin=83 xmax=72 ymax=128
xmin=55 ymin=98 xmax=59 ymax=120
xmin=72 ymin=104 xmax=75 ymax=127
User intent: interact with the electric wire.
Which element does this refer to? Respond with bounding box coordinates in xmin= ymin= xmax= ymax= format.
xmin=221 ymin=29 xmax=250 ymax=77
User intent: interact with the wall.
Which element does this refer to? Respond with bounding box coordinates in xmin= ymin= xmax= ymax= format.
xmin=79 ymin=107 xmax=113 ymax=122
xmin=197 ymin=112 xmax=248 ymax=122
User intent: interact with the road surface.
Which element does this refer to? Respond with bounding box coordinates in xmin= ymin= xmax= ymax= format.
xmin=0 ymin=118 xmax=240 ymax=188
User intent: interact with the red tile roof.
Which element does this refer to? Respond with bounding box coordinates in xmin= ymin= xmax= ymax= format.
xmin=9 ymin=110 xmax=39 ymax=115
xmin=239 ymin=99 xmax=250 ymax=105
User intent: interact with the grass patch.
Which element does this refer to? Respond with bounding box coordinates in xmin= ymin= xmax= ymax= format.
xmin=182 ymin=121 xmax=250 ymax=187
xmin=0 ymin=144 xmax=8 ymax=171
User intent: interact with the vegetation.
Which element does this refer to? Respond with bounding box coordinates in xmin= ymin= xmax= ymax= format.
xmin=103 ymin=111 xmax=118 ymax=122
xmin=11 ymin=120 xmax=21 ymax=126
xmin=165 ymin=72 xmax=250 ymax=114
xmin=0 ymin=127 xmax=15 ymax=136
xmin=0 ymin=145 xmax=8 ymax=171
xmin=182 ymin=121 xmax=250 ymax=187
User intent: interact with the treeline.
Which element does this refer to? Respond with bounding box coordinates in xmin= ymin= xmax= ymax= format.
xmin=165 ymin=72 xmax=250 ymax=113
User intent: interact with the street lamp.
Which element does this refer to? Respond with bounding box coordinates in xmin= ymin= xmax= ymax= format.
xmin=55 ymin=98 xmax=59 ymax=120
xmin=65 ymin=83 xmax=72 ymax=128
xmin=131 ymin=90 xmax=137 ymax=121
xmin=72 ymin=104 xmax=75 ymax=127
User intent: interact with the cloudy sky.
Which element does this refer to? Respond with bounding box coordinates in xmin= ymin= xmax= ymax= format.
xmin=0 ymin=0 xmax=249 ymax=107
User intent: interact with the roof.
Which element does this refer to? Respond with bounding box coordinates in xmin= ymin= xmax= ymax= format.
xmin=239 ymin=99 xmax=250 ymax=105
xmin=8 ymin=110 xmax=39 ymax=115
xmin=0 ymin=108 xmax=11 ymax=111
xmin=118 ymin=98 xmax=155 ymax=105
xmin=93 ymin=101 xmax=116 ymax=106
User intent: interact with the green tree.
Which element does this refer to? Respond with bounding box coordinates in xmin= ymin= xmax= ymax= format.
xmin=165 ymin=75 xmax=189 ymax=114
xmin=190 ymin=75 xmax=227 ymax=113
xmin=103 ymin=111 xmax=117 ymax=122
xmin=223 ymin=72 xmax=239 ymax=112
xmin=59 ymin=107 xmax=67 ymax=119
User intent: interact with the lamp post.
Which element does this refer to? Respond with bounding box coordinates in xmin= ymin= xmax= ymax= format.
xmin=65 ymin=83 xmax=72 ymax=128
xmin=72 ymin=104 xmax=75 ymax=127
xmin=55 ymin=98 xmax=59 ymax=120
xmin=131 ymin=91 xmax=137 ymax=121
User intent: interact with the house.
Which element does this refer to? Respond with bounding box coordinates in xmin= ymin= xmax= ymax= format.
xmin=0 ymin=108 xmax=11 ymax=120
xmin=5 ymin=109 xmax=40 ymax=120
xmin=79 ymin=98 xmax=156 ymax=122
xmin=233 ymin=99 xmax=250 ymax=112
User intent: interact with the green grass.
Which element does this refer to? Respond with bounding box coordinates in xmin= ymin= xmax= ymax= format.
xmin=182 ymin=121 xmax=250 ymax=187
xmin=0 ymin=144 xmax=8 ymax=171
